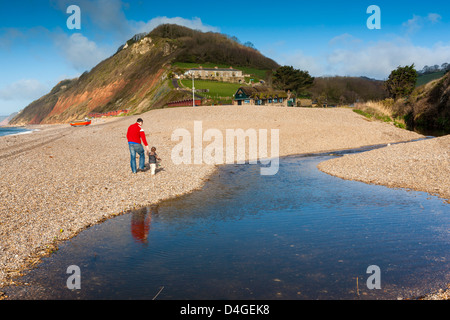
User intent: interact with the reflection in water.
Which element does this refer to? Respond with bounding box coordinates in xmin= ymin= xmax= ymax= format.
xmin=130 ymin=205 xmax=158 ymax=245
xmin=3 ymin=147 xmax=449 ymax=300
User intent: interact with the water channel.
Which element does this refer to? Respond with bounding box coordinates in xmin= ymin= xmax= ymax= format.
xmin=6 ymin=143 xmax=449 ymax=300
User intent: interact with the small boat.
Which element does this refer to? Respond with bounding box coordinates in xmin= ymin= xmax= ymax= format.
xmin=70 ymin=119 xmax=92 ymax=127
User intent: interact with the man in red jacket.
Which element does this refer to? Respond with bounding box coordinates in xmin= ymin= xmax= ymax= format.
xmin=127 ymin=118 xmax=150 ymax=173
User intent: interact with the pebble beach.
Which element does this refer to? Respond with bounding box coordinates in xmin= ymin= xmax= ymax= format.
xmin=318 ymin=134 xmax=450 ymax=202
xmin=1 ymin=105 xmax=448 ymax=299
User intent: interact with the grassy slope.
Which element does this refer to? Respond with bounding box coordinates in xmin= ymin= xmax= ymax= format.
xmin=11 ymin=25 xmax=280 ymax=125
xmin=180 ymin=79 xmax=245 ymax=99
xmin=416 ymin=71 xmax=446 ymax=87
xmin=353 ymin=72 xmax=450 ymax=135
xmin=173 ymin=62 xmax=269 ymax=81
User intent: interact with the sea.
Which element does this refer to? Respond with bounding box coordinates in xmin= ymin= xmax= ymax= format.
xmin=0 ymin=126 xmax=33 ymax=137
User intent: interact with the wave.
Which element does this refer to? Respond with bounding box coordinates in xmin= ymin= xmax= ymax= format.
xmin=0 ymin=127 xmax=35 ymax=137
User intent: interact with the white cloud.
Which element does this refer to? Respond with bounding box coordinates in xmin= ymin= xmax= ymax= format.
xmin=54 ymin=33 xmax=109 ymax=71
xmin=329 ymin=33 xmax=362 ymax=47
xmin=53 ymin=0 xmax=220 ymax=39
xmin=0 ymin=28 xmax=25 ymax=50
xmin=403 ymin=15 xmax=423 ymax=34
xmin=0 ymin=79 xmax=50 ymax=101
xmin=84 ymin=0 xmax=130 ymax=34
xmin=131 ymin=16 xmax=220 ymax=35
xmin=427 ymin=13 xmax=442 ymax=24
xmin=0 ymin=26 xmax=51 ymax=51
xmin=402 ymin=13 xmax=442 ymax=34
xmin=324 ymin=40 xmax=450 ymax=79
xmin=53 ymin=0 xmax=130 ymax=37
xmin=276 ymin=37 xmax=450 ymax=80
xmin=275 ymin=50 xmax=325 ymax=77
xmin=49 ymin=15 xmax=221 ymax=72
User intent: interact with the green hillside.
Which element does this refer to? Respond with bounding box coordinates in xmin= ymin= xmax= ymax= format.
xmin=179 ymin=79 xmax=244 ymax=100
xmin=10 ymin=24 xmax=280 ymax=125
xmin=152 ymin=24 xmax=279 ymax=71
xmin=173 ymin=62 xmax=270 ymax=82
xmin=416 ymin=71 xmax=446 ymax=87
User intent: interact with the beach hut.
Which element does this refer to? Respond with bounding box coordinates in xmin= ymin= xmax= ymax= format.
xmin=233 ymin=86 xmax=291 ymax=106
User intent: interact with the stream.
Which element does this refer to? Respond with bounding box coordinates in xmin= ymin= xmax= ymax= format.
xmin=5 ymin=143 xmax=449 ymax=300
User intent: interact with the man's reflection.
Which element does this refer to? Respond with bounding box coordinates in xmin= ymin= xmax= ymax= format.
xmin=130 ymin=205 xmax=158 ymax=245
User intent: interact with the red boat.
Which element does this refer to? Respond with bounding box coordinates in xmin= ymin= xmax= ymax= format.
xmin=70 ymin=119 xmax=92 ymax=127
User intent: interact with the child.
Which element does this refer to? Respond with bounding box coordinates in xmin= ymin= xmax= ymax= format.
xmin=148 ymin=146 xmax=161 ymax=175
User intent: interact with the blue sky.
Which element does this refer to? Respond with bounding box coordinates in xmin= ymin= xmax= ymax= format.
xmin=1 ymin=0 xmax=449 ymax=115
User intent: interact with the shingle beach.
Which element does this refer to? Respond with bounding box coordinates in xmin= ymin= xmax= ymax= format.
xmin=318 ymin=134 xmax=450 ymax=202
xmin=1 ymin=105 xmax=448 ymax=299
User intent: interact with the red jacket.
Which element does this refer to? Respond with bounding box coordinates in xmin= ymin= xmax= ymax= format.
xmin=127 ymin=122 xmax=148 ymax=146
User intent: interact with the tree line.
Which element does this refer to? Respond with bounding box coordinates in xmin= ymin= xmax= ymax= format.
xmin=268 ymin=63 xmax=448 ymax=133
xmin=271 ymin=62 xmax=449 ymax=106
xmin=271 ymin=66 xmax=388 ymax=105
xmin=418 ymin=63 xmax=450 ymax=75
xmin=149 ymin=24 xmax=279 ymax=71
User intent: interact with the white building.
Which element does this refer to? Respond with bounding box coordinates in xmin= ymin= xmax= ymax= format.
xmin=182 ymin=66 xmax=246 ymax=83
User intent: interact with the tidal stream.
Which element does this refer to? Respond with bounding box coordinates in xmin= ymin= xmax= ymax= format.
xmin=5 ymin=143 xmax=449 ymax=300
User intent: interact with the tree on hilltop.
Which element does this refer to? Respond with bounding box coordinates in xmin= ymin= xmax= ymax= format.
xmin=272 ymin=66 xmax=314 ymax=95
xmin=384 ymin=64 xmax=418 ymax=100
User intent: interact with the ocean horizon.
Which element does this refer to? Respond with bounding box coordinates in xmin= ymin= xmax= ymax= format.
xmin=0 ymin=126 xmax=33 ymax=137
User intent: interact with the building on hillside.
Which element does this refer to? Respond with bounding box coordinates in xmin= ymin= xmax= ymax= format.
xmin=233 ymin=86 xmax=295 ymax=106
xmin=182 ymin=66 xmax=247 ymax=84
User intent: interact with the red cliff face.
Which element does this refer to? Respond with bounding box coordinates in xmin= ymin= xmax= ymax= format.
xmin=45 ymin=79 xmax=129 ymax=123
xmin=9 ymin=24 xmax=280 ymax=125
xmin=10 ymin=35 xmax=177 ymax=125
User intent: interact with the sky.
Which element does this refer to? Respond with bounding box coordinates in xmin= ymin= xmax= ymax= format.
xmin=1 ymin=0 xmax=449 ymax=115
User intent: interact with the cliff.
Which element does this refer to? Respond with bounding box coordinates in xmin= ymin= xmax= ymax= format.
xmin=405 ymin=71 xmax=450 ymax=134
xmin=10 ymin=24 xmax=278 ymax=125
xmin=0 ymin=112 xmax=18 ymax=126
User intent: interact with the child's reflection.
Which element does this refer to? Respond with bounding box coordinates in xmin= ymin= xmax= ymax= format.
xmin=130 ymin=205 xmax=159 ymax=245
